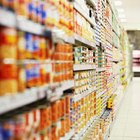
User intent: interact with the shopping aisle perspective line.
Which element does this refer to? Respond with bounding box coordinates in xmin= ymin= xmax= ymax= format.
xmin=109 ymin=78 xmax=140 ymax=140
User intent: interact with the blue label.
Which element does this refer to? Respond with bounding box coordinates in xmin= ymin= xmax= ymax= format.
xmin=33 ymin=37 xmax=39 ymax=52
xmin=25 ymin=33 xmax=33 ymax=52
xmin=28 ymin=2 xmax=33 ymax=13
xmin=40 ymin=3 xmax=47 ymax=20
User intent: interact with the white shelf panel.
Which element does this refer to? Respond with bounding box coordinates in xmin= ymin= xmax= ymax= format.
xmin=61 ymin=80 xmax=75 ymax=91
xmin=73 ymin=116 xmax=97 ymax=140
xmin=0 ymin=80 xmax=74 ymax=114
xmin=73 ymin=88 xmax=96 ymax=102
xmin=48 ymin=80 xmax=75 ymax=102
xmin=64 ymin=35 xmax=75 ymax=44
xmin=96 ymin=90 xmax=106 ymax=99
xmin=74 ymin=34 xmax=96 ymax=48
xmin=111 ymin=59 xmax=120 ymax=63
xmin=73 ymin=64 xmax=96 ymax=71
xmin=17 ymin=16 xmax=45 ymax=35
xmin=0 ymin=8 xmax=74 ymax=44
xmin=0 ymin=8 xmax=16 ymax=28
xmin=0 ymin=86 xmax=47 ymax=114
xmin=77 ymin=109 xmax=106 ymax=140
xmin=52 ymin=28 xmax=75 ymax=44
xmin=74 ymin=2 xmax=96 ymax=27
xmin=96 ymin=67 xmax=106 ymax=72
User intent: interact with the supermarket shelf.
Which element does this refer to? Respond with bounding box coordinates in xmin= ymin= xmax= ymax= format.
xmin=111 ymin=59 xmax=120 ymax=63
xmin=73 ymin=116 xmax=97 ymax=140
xmin=80 ymin=109 xmax=106 ymax=140
xmin=60 ymin=129 xmax=75 ymax=140
xmin=104 ymin=84 xmax=131 ymax=140
xmin=17 ymin=16 xmax=45 ymax=35
xmin=100 ymin=19 xmax=107 ymax=29
xmin=96 ymin=41 xmax=101 ymax=46
xmin=52 ymin=28 xmax=75 ymax=44
xmin=73 ymin=64 xmax=96 ymax=71
xmin=96 ymin=67 xmax=106 ymax=72
xmin=48 ymin=80 xmax=75 ymax=102
xmin=61 ymin=80 xmax=75 ymax=91
xmin=113 ymin=28 xmax=119 ymax=38
xmin=102 ymin=0 xmax=106 ymax=7
xmin=104 ymin=121 xmax=113 ymax=140
xmin=96 ymin=90 xmax=106 ymax=99
xmin=0 ymin=7 xmax=45 ymax=35
xmin=107 ymin=75 xmax=115 ymax=82
xmin=0 ymin=86 xmax=47 ymax=115
xmin=0 ymin=7 xmax=16 ymax=28
xmin=74 ymin=2 xmax=96 ymax=27
xmin=107 ymin=73 xmax=119 ymax=82
xmin=0 ymin=80 xmax=74 ymax=114
xmin=105 ymin=17 xmax=112 ymax=28
xmin=0 ymin=7 xmax=74 ymax=44
xmin=74 ymin=34 xmax=96 ymax=48
xmin=73 ymin=88 xmax=96 ymax=102
xmin=64 ymin=35 xmax=75 ymax=44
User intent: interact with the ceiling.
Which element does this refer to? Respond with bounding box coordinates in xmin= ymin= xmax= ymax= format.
xmin=113 ymin=0 xmax=140 ymax=30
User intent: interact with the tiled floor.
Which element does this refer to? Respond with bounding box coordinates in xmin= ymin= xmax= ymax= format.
xmin=109 ymin=78 xmax=140 ymax=140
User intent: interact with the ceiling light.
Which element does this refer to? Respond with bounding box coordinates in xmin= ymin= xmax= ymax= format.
xmin=114 ymin=0 xmax=122 ymax=6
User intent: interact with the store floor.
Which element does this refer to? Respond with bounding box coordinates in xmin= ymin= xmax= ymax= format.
xmin=109 ymin=77 xmax=140 ymax=140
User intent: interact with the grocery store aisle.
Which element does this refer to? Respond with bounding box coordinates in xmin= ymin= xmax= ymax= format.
xmin=109 ymin=78 xmax=140 ymax=140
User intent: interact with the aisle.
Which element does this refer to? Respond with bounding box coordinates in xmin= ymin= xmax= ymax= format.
xmin=109 ymin=78 xmax=140 ymax=140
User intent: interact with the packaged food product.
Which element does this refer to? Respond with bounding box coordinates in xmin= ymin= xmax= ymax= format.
xmin=18 ymin=65 xmax=26 ymax=92
xmin=25 ymin=63 xmax=40 ymax=87
xmin=51 ymin=101 xmax=59 ymax=123
xmin=0 ymin=62 xmax=18 ymax=95
xmin=17 ymin=32 xmax=26 ymax=60
xmin=0 ymin=27 xmax=17 ymax=59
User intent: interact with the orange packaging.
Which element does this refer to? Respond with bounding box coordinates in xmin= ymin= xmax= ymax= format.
xmin=39 ymin=37 xmax=46 ymax=60
xmin=47 ymin=106 xmax=52 ymax=126
xmin=0 ymin=79 xmax=17 ymax=96
xmin=0 ymin=27 xmax=17 ymax=59
xmin=40 ymin=132 xmax=52 ymax=140
xmin=65 ymin=95 xmax=70 ymax=114
xmin=58 ymin=100 xmax=62 ymax=118
xmin=65 ymin=116 xmax=70 ymax=133
xmin=1 ymin=0 xmax=16 ymax=9
xmin=55 ymin=43 xmax=63 ymax=53
xmin=33 ymin=109 xmax=40 ymax=131
xmin=40 ymin=108 xmax=48 ymax=130
xmin=39 ymin=105 xmax=52 ymax=131
xmin=40 ymin=65 xmax=47 ymax=85
xmin=51 ymin=101 xmax=59 ymax=123
xmin=0 ymin=62 xmax=17 ymax=95
xmin=60 ymin=119 xmax=65 ymax=137
xmin=61 ymin=97 xmax=65 ymax=117
xmin=17 ymin=32 xmax=26 ymax=60
xmin=16 ymin=0 xmax=28 ymax=17
xmin=52 ymin=124 xmax=60 ymax=140
xmin=18 ymin=66 xmax=26 ymax=92
xmin=46 ymin=72 xmax=50 ymax=84
xmin=0 ymin=63 xmax=17 ymax=80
